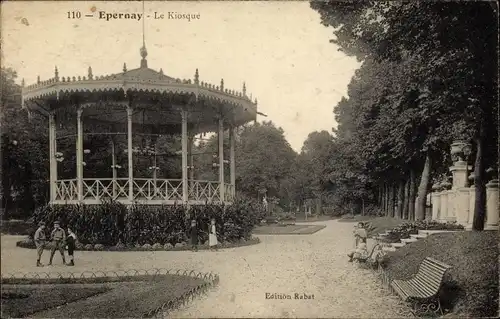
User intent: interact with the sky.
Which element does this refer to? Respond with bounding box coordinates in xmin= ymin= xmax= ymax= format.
xmin=1 ymin=1 xmax=360 ymax=152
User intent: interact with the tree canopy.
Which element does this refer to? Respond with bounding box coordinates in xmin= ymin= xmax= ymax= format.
xmin=310 ymin=1 xmax=498 ymax=223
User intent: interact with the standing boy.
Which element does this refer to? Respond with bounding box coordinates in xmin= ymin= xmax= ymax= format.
xmin=66 ymin=226 xmax=77 ymax=266
xmin=34 ymin=222 xmax=47 ymax=267
xmin=48 ymin=221 xmax=66 ymax=266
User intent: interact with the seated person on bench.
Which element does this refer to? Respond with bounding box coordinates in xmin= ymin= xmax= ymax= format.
xmin=348 ymin=241 xmax=369 ymax=262
xmin=348 ymin=222 xmax=368 ymax=262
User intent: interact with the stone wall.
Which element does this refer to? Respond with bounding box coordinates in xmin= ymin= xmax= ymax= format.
xmin=429 ymin=160 xmax=498 ymax=230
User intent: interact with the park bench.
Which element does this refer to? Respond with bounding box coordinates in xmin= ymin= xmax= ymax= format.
xmin=390 ymin=257 xmax=452 ymax=316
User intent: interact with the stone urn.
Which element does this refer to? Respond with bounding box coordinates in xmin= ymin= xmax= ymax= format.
xmin=486 ymin=167 xmax=498 ymax=183
xmin=441 ymin=181 xmax=452 ymax=191
xmin=468 ymin=172 xmax=475 ymax=184
xmin=432 ymin=182 xmax=442 ymax=192
xmin=451 ymin=141 xmax=467 ymax=161
xmin=450 ymin=141 xmax=472 ymax=166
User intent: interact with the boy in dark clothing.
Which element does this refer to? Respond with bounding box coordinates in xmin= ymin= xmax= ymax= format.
xmin=66 ymin=227 xmax=77 ymax=266
xmin=48 ymin=221 xmax=66 ymax=265
xmin=34 ymin=222 xmax=47 ymax=267
xmin=190 ymin=220 xmax=198 ymax=251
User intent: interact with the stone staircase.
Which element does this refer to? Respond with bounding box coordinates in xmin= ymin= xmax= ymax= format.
xmin=374 ymin=229 xmax=459 ymax=253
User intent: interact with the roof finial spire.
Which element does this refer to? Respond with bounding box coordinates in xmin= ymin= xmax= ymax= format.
xmin=88 ymin=66 xmax=93 ymax=79
xmin=220 ymin=79 xmax=224 ymax=91
xmin=194 ymin=69 xmax=199 ymax=85
xmin=243 ymin=82 xmax=247 ymax=96
xmin=54 ymin=66 xmax=59 ymax=81
xmin=139 ymin=0 xmax=148 ymax=68
xmin=123 ymin=63 xmax=127 ymax=73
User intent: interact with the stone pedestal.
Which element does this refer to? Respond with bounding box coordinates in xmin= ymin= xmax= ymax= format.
xmin=466 ymin=187 xmax=475 ymax=230
xmin=485 ymin=179 xmax=499 ymax=230
xmin=445 ymin=190 xmax=457 ymax=222
xmin=450 ymin=162 xmax=472 ymax=189
xmin=431 ymin=192 xmax=441 ymax=221
xmin=440 ymin=191 xmax=448 ymax=222
xmin=455 ymin=187 xmax=470 ymax=227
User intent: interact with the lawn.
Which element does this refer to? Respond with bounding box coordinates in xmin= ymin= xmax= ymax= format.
xmin=336 ymin=215 xmax=406 ymax=237
xmin=1 ymin=285 xmax=110 ymax=318
xmin=337 ymin=215 xmax=375 ymax=223
xmin=294 ymin=215 xmax=334 ymax=222
xmin=382 ymin=231 xmax=498 ymax=317
xmin=253 ymin=224 xmax=326 ymax=235
xmin=1 ymin=274 xmax=206 ymax=318
xmin=364 ymin=216 xmax=407 ymax=237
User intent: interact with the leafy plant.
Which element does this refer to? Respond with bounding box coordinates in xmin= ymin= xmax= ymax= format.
xmin=31 ymin=198 xmax=265 ymax=246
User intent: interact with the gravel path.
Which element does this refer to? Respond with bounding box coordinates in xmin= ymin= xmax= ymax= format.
xmin=1 ymin=220 xmax=410 ymax=318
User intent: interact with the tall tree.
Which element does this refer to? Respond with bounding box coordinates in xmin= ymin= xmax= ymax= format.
xmin=311 ymin=1 xmax=498 ymax=224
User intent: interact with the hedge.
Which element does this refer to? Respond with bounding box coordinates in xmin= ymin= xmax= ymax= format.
xmin=31 ymin=197 xmax=266 ymax=247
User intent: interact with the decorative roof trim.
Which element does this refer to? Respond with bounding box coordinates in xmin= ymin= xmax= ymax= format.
xmin=22 ymin=80 xmax=257 ymax=113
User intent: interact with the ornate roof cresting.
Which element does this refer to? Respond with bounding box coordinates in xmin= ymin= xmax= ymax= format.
xmin=22 ymin=60 xmax=259 ymax=115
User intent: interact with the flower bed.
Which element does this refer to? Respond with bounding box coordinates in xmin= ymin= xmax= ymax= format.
xmin=29 ymin=198 xmax=266 ymax=248
xmin=380 ymin=220 xmax=464 ymax=243
xmin=1 ymin=269 xmax=219 ymax=318
xmin=262 ymin=212 xmax=296 ymax=226
xmin=16 ymin=236 xmax=260 ymax=251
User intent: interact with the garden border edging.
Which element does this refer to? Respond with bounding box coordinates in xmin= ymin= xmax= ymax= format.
xmin=15 ymin=237 xmax=261 ymax=252
xmin=1 ymin=268 xmax=220 ymax=318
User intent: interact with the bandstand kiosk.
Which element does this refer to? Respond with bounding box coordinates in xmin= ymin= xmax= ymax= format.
xmin=21 ymin=44 xmax=257 ymax=206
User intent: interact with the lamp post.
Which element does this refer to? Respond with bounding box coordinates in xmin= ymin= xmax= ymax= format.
xmin=55 ymin=149 xmax=90 ymax=167
xmin=82 ymin=149 xmax=90 ymax=168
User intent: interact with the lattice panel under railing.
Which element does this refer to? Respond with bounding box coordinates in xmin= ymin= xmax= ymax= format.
xmin=82 ymin=178 xmax=129 ymax=201
xmin=54 ymin=179 xmax=233 ymax=203
xmin=189 ymin=180 xmax=221 ymax=202
xmin=55 ymin=179 xmax=78 ymax=201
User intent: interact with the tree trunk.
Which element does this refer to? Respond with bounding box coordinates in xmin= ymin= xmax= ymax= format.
xmin=382 ymin=183 xmax=386 ymax=213
xmin=396 ymin=180 xmax=404 ymax=219
xmin=388 ymin=183 xmax=395 ymax=217
xmin=377 ymin=185 xmax=382 ymax=208
xmin=403 ymin=177 xmax=410 ymax=219
xmin=315 ymin=197 xmax=322 ymax=215
xmin=378 ymin=184 xmax=383 ymax=208
xmin=416 ymin=152 xmax=432 ymax=221
xmin=472 ymin=122 xmax=487 ymax=230
xmin=408 ymin=169 xmax=417 ymax=220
